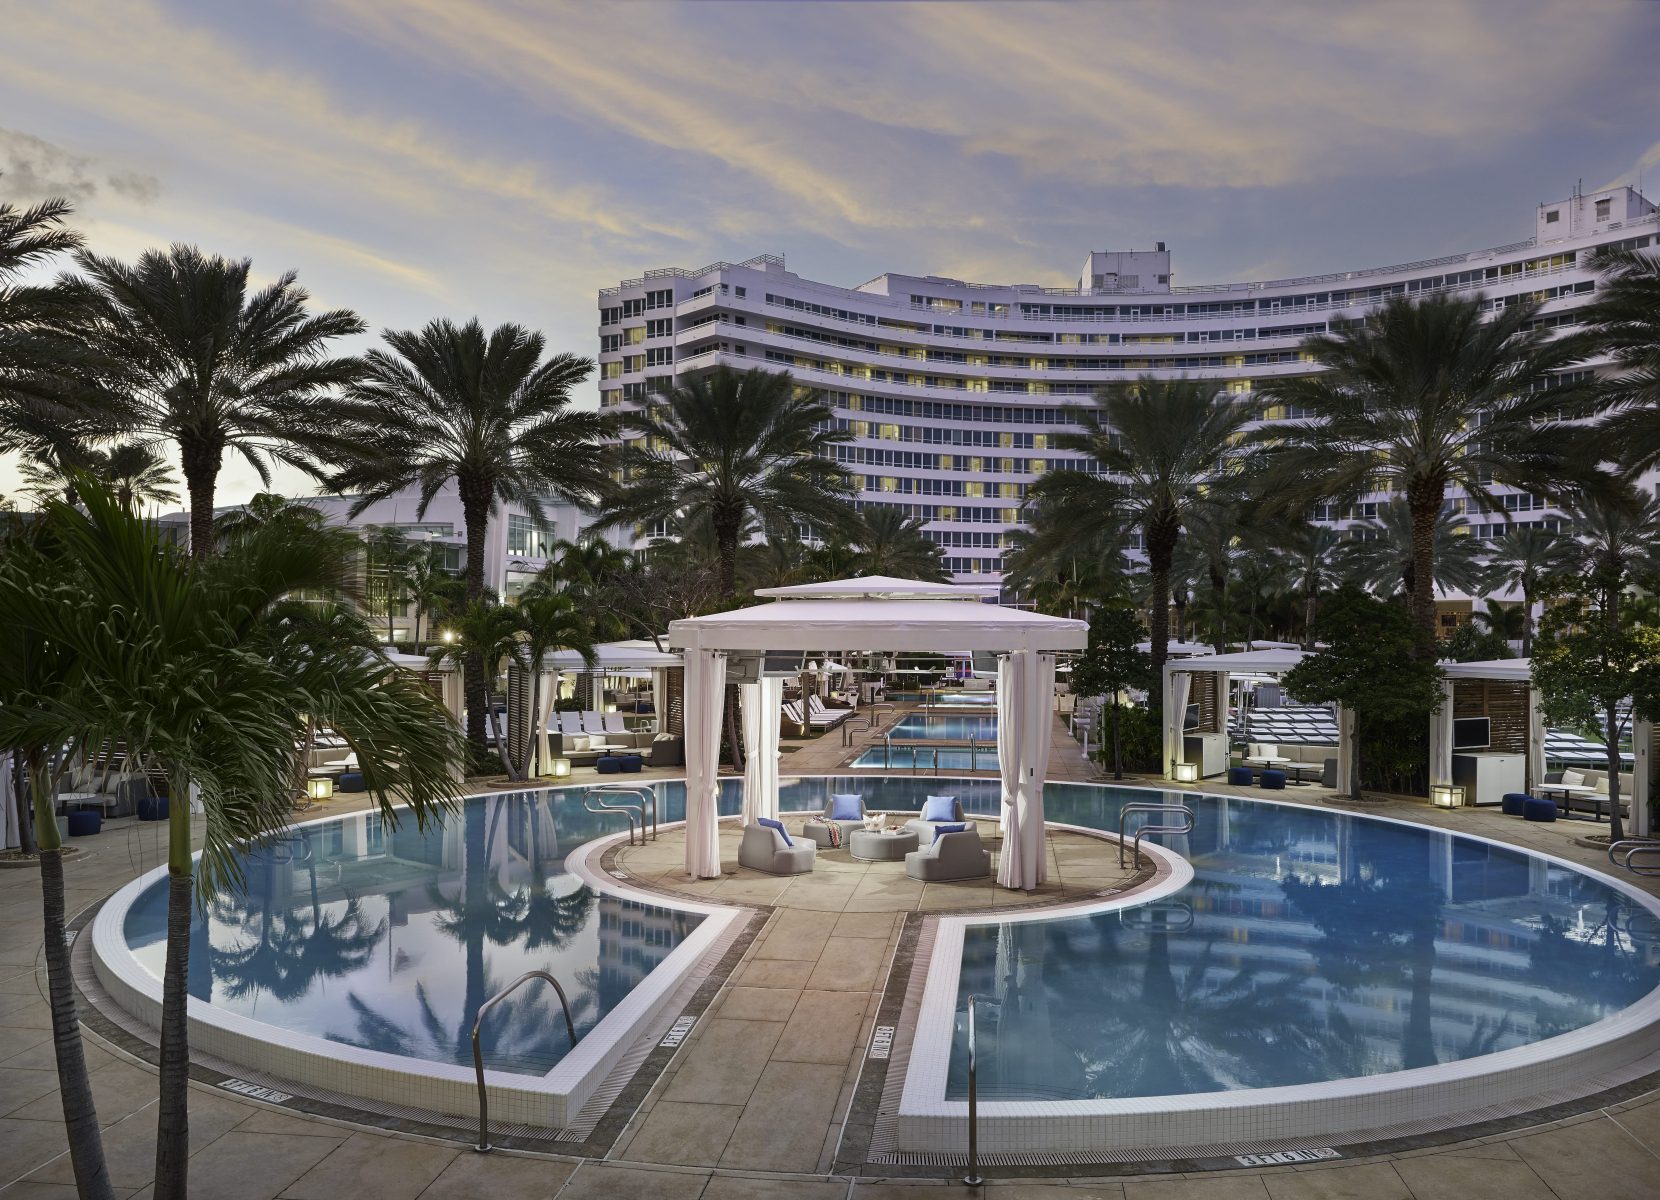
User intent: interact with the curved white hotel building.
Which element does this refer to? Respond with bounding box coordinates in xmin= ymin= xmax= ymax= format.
xmin=597 ymin=184 xmax=1658 ymax=588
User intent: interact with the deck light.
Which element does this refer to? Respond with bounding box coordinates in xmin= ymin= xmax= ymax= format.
xmin=306 ymin=777 xmax=334 ymax=801
xmin=1173 ymin=762 xmax=1199 ymax=783
xmin=549 ymin=757 xmax=572 ymax=778
xmin=1430 ymin=784 xmax=1465 ymax=809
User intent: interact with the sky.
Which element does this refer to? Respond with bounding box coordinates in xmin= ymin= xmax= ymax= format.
xmin=3 ymin=0 xmax=1660 ymax=506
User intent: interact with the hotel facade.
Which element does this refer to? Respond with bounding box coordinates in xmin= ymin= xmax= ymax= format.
xmin=597 ymin=185 xmax=1659 ymax=592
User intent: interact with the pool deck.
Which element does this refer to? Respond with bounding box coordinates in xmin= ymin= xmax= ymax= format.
xmin=4 ymin=715 xmax=1660 ymax=1198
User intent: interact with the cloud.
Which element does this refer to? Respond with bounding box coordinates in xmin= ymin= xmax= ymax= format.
xmin=0 ymin=127 xmax=160 ymax=205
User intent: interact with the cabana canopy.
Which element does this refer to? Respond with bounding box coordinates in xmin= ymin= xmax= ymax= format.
xmin=536 ymin=639 xmax=681 ymax=673
xmin=667 ymin=576 xmax=1086 ymax=888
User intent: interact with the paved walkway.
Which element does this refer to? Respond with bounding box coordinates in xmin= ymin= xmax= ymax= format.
xmin=3 ymin=715 xmax=1660 ymax=1197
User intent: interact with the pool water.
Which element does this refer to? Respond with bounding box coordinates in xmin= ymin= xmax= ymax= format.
xmin=889 ymin=715 xmax=999 ymax=741
xmin=949 ymin=785 xmax=1660 ymax=1102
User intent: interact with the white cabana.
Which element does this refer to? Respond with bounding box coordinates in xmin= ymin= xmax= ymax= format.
xmin=1438 ymin=657 xmax=1544 ymax=801
xmin=668 ymin=576 xmax=1086 ymax=887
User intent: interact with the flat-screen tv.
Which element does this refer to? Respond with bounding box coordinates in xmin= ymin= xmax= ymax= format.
xmin=1453 ymin=717 xmax=1491 ymax=750
xmin=1183 ymin=703 xmax=1201 ymax=731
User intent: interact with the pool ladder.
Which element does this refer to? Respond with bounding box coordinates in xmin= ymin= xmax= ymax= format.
xmin=583 ymin=788 xmax=650 ymax=845
xmin=472 ymin=970 xmax=578 ymax=1152
xmin=588 ymin=784 xmax=658 ymax=842
xmin=882 ymin=733 xmax=986 ymax=774
xmin=963 ymin=993 xmax=983 ymax=1188
xmin=842 ymin=703 xmax=896 ymax=746
xmin=1117 ymin=802 xmax=1194 ymax=868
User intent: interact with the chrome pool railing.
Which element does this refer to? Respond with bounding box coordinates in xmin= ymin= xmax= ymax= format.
xmin=842 ymin=703 xmax=896 ymax=745
xmin=584 ymin=790 xmax=644 ymax=846
xmin=1609 ymin=839 xmax=1660 ymax=876
xmin=1117 ymin=802 xmax=1194 ymax=868
xmin=964 ymin=993 xmax=983 ymax=1188
xmin=590 ymin=784 xmax=658 ymax=841
xmin=472 ymin=970 xmax=578 ymax=1152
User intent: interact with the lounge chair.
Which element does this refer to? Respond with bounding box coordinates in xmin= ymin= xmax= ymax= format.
xmin=737 ymin=819 xmax=816 ymax=875
xmin=903 ymin=794 xmax=967 ymax=843
xmin=905 ymin=825 xmax=991 ymax=882
xmin=603 ymin=713 xmax=628 ymax=734
xmin=807 ymin=694 xmax=852 ymax=728
xmin=801 ymin=793 xmax=866 ymax=847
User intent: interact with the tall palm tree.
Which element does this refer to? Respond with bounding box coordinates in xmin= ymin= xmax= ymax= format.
xmin=100 ymin=441 xmax=179 ymax=511
xmin=1030 ymin=377 xmax=1256 ymax=679
xmin=1339 ymin=498 xmax=1489 ymax=603
xmin=1570 ymin=489 xmax=1660 ymax=627
xmin=427 ymin=600 xmax=525 ymax=773
xmin=1482 ymin=525 xmax=1580 ymax=656
xmin=318 ymin=319 xmax=612 ymax=747
xmin=853 ymin=505 xmax=948 ymax=580
xmin=1586 ymin=247 xmax=1660 ymax=473
xmin=603 ymin=365 xmax=857 ymax=596
xmin=1271 ymin=520 xmax=1344 ymax=649
xmin=0 ymin=483 xmax=464 ymax=1200
xmin=1255 ymin=292 xmax=1603 ymax=656
xmin=0 ymin=176 xmax=86 ymax=431
xmin=508 ymin=588 xmax=598 ymax=779
xmin=68 ymin=245 xmax=365 ymax=558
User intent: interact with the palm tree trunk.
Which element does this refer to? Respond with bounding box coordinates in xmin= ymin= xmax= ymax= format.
xmin=152 ymin=777 xmax=195 ymax=1200
xmin=30 ymin=757 xmax=116 ymax=1200
xmin=1144 ymin=521 xmax=1178 ymax=689
xmin=1303 ymin=587 xmax=1317 ymax=651
xmin=460 ymin=484 xmax=492 ymax=751
xmin=1406 ymin=488 xmax=1443 ymax=660
xmin=1520 ymin=582 xmax=1534 ymax=659
xmin=1349 ymin=728 xmax=1363 ymax=803
xmin=179 ymin=433 xmax=221 ymax=560
xmin=1111 ymin=700 xmax=1123 ymax=781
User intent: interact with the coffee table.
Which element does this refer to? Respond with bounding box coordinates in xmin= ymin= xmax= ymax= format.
xmin=849 ymin=827 xmax=920 ymax=862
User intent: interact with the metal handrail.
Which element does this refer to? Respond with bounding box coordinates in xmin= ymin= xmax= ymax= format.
xmin=842 ymin=703 xmax=896 ymax=745
xmin=472 ymin=970 xmax=578 ymax=1152
xmin=584 ymin=792 xmax=643 ymax=846
xmin=1117 ymin=802 xmax=1194 ymax=868
xmin=963 ymin=993 xmax=983 ymax=1188
xmin=1610 ymin=839 xmax=1660 ymax=876
xmin=1118 ymin=900 xmax=1196 ymax=933
xmin=592 ymin=785 xmax=658 ymax=841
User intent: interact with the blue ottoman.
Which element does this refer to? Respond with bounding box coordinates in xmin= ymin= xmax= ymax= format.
xmin=337 ymin=772 xmax=366 ymax=793
xmin=1523 ymin=796 xmax=1558 ymax=822
xmin=67 ymin=810 xmax=101 ymax=837
xmin=1501 ymin=793 xmax=1529 ymax=816
xmin=137 ymin=795 xmax=170 ymax=821
xmin=596 ymin=756 xmax=622 ymax=775
xmin=1227 ymin=766 xmax=1254 ymax=786
xmin=1260 ymin=769 xmax=1287 ymax=790
xmin=619 ymin=754 xmax=644 ymax=773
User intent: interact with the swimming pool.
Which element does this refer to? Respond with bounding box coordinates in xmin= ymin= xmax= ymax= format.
xmin=852 ymin=714 xmax=1000 ymax=770
xmin=897 ymin=782 xmax=1660 ymax=1153
xmin=888 ymin=714 xmax=998 ymax=740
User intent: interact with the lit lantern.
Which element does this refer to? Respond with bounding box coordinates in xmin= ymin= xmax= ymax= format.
xmin=306 ymin=777 xmax=334 ymax=801
xmin=549 ymin=757 xmax=572 ymax=779
xmin=1173 ymin=762 xmax=1200 ymax=783
xmin=1430 ymin=784 xmax=1466 ymax=809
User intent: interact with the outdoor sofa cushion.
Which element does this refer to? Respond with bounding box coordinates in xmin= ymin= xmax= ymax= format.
xmin=921 ymin=795 xmax=959 ymax=823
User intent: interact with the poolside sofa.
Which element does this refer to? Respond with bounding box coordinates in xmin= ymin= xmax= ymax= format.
xmin=1544 ymin=768 xmax=1633 ymax=820
xmin=905 ymin=825 xmax=991 ymax=882
xmin=903 ymin=794 xmax=968 ymax=843
xmin=737 ymin=819 xmax=816 ymax=876
xmin=547 ymin=725 xmax=679 ymax=768
xmin=800 ymin=793 xmax=867 ymax=848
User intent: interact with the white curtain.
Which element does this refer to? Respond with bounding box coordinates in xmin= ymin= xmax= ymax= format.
xmin=1214 ymin=672 xmax=1231 ymax=734
xmin=1633 ymin=719 xmax=1653 ymax=838
xmin=1335 ymin=705 xmax=1357 ymax=795
xmin=1162 ymin=670 xmax=1192 ymax=779
xmin=998 ymin=651 xmax=1052 ymax=891
xmin=741 ymin=677 xmax=782 ymax=825
xmin=1527 ymin=686 xmax=1548 ymax=794
xmin=683 ymin=648 xmax=727 ymax=879
xmin=996 ymin=653 xmax=1023 ymax=848
xmin=651 ymin=667 xmax=667 ymax=731
xmin=535 ymin=671 xmax=559 ymax=776
xmin=439 ymin=670 xmax=467 ymax=782
xmin=1429 ymin=679 xmax=1455 ymax=789
xmin=1 ymin=753 xmax=17 ymax=850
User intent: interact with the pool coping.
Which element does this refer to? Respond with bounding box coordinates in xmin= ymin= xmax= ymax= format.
xmin=89 ymin=794 xmax=745 ymax=1129
xmin=893 ymin=784 xmax=1660 ymax=1156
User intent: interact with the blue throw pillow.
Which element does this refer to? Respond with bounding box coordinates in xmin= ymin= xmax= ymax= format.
xmin=921 ymin=795 xmax=958 ymax=823
xmin=829 ymin=794 xmax=863 ymax=822
xmin=757 ymin=817 xmax=792 ymax=846
xmin=933 ymin=822 xmax=968 ymax=843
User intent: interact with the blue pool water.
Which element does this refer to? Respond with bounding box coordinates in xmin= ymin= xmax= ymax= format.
xmin=886 ymin=691 xmax=998 ymax=706
xmin=852 ymin=715 xmax=1000 ymax=769
xmin=889 ymin=715 xmax=999 ymax=741
xmin=948 ymin=784 xmax=1660 ymax=1102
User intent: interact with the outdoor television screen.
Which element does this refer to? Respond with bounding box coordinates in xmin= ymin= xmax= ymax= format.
xmin=1452 ymin=717 xmax=1491 ymax=750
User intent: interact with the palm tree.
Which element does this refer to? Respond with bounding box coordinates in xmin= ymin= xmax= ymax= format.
xmin=406 ymin=543 xmax=465 ymax=649
xmin=1586 ymin=247 xmax=1660 ymax=473
xmin=1482 ymin=525 xmax=1579 ymax=656
xmin=68 ymin=245 xmax=365 ymax=558
xmin=364 ymin=525 xmax=419 ymax=646
xmin=508 ymin=588 xmax=598 ymax=778
xmin=1031 ymin=377 xmax=1256 ymax=678
xmin=1570 ymin=490 xmax=1660 ymax=627
xmin=1255 ymin=292 xmax=1603 ymax=656
xmin=1272 ymin=520 xmax=1344 ymax=649
xmin=603 ymin=365 xmax=857 ymax=596
xmin=100 ymin=442 xmax=179 ymax=511
xmin=0 ymin=482 xmax=464 ymax=1200
xmin=318 ymin=319 xmax=612 ymax=748
xmin=1003 ymin=476 xmax=1132 ymax=615
xmin=427 ymin=600 xmax=524 ymax=774
xmin=853 ymin=505 xmax=948 ymax=580
xmin=1339 ymin=499 xmax=1489 ymax=603
xmin=0 ymin=176 xmax=87 ymax=432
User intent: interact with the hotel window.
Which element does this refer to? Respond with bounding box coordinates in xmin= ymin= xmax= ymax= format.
xmin=879 ymin=476 xmax=898 ymax=493
xmin=645 ymin=288 xmax=673 ymax=309
xmin=602 ymin=361 xmax=622 ymax=379
xmin=645 ymin=347 xmax=673 ymax=367
xmin=506 ymin=514 xmax=556 ymax=558
xmin=1596 ymin=198 xmax=1612 ymax=220
xmin=646 ymin=318 xmax=672 ymax=338
xmin=626 ymin=326 xmax=645 ymax=345
xmin=1544 ymin=209 xmax=1560 ymax=224
xmin=624 ymin=355 xmax=644 ymax=373
xmin=965 ymin=482 xmax=985 ymax=498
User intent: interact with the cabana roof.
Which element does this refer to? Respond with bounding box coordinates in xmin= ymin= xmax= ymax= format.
xmin=669 ymin=576 xmax=1085 ymax=653
xmin=753 ymin=574 xmax=998 ymax=600
xmin=1441 ymin=656 xmax=1532 ymax=683
xmin=538 ymin=639 xmax=682 ymax=673
xmin=1164 ymin=648 xmax=1307 ymax=676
